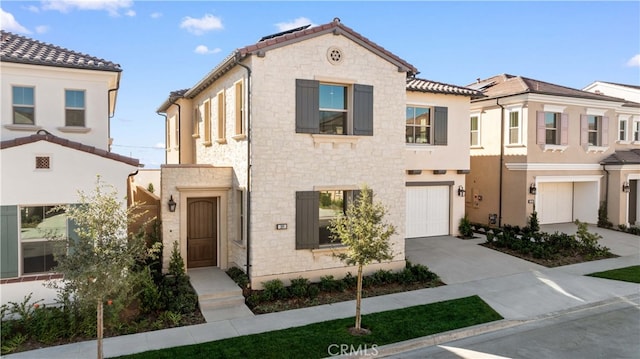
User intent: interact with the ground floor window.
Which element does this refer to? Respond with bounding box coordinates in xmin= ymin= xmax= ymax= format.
xmin=20 ymin=205 xmax=66 ymax=274
xmin=319 ymin=190 xmax=355 ymax=245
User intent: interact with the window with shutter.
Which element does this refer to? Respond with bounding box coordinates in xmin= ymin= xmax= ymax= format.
xmin=296 ymin=191 xmax=319 ymax=249
xmin=216 ymin=91 xmax=227 ymax=144
xmin=295 ymin=79 xmax=373 ymax=136
xmin=1 ymin=206 xmax=19 ymax=278
xmin=433 ymin=106 xmax=448 ymax=145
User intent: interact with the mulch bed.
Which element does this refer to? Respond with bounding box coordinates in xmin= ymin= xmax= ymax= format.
xmin=480 ymin=242 xmax=617 ymax=267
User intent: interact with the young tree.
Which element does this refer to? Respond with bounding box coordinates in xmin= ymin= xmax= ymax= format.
xmin=329 ymin=184 xmax=396 ymax=334
xmin=49 ymin=177 xmax=158 ymax=359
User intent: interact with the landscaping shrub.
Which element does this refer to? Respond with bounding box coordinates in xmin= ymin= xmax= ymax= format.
xmin=226 ymin=267 xmax=249 ymax=289
xmin=289 ymin=277 xmax=311 ymax=298
xmin=598 ymin=201 xmax=613 ymax=228
xmin=261 ymin=279 xmax=288 ymax=301
xmin=525 ymin=211 xmax=540 ymax=233
xmin=319 ymin=275 xmax=346 ymax=292
xmin=458 ymin=216 xmax=474 ymax=238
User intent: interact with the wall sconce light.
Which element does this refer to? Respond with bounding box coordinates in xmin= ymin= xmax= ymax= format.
xmin=529 ymin=183 xmax=537 ymax=195
xmin=457 ymin=185 xmax=466 ymax=197
xmin=168 ymin=195 xmax=177 ymax=212
xmin=622 ymin=182 xmax=630 ymax=193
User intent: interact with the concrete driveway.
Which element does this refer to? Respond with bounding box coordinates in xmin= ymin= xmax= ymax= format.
xmin=406 ymin=223 xmax=639 ymax=285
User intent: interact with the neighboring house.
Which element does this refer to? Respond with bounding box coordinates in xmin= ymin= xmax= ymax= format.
xmin=465 ymin=74 xmax=640 ymax=228
xmin=0 ymin=31 xmax=139 ymax=303
xmin=156 ymin=19 xmax=480 ymax=288
xmin=583 ymin=81 xmax=640 ymax=225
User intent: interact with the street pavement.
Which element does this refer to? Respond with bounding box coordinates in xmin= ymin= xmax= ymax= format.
xmin=4 ymin=223 xmax=639 ymax=359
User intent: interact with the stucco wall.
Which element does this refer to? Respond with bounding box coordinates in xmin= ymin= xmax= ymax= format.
xmin=1 ymin=141 xmax=135 ymax=206
xmin=1 ymin=63 xmax=117 ymax=150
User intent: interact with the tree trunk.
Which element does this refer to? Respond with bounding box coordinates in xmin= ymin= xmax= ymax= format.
xmin=355 ymin=264 xmax=363 ymax=330
xmin=97 ymin=300 xmax=103 ymax=359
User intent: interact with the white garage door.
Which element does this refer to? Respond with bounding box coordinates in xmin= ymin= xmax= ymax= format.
xmin=539 ymin=182 xmax=573 ymax=224
xmin=406 ymin=186 xmax=450 ymax=238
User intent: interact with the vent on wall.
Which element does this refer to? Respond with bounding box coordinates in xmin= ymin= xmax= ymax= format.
xmin=35 ymin=156 xmax=50 ymax=169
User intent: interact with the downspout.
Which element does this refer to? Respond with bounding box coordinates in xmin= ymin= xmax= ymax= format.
xmin=173 ymin=101 xmax=182 ymax=165
xmin=235 ymin=53 xmax=252 ymax=283
xmin=107 ymin=71 xmax=122 ymax=151
xmin=496 ymin=98 xmax=505 ymax=227
xmin=156 ymin=95 xmax=181 ymax=164
xmin=156 ymin=112 xmax=168 ymax=165
xmin=602 ymin=164 xmax=609 ymax=223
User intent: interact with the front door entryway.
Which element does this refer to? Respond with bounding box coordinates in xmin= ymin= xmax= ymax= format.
xmin=187 ymin=197 xmax=217 ymax=268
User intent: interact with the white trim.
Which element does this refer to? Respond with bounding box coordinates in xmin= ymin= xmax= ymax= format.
xmin=586 ymin=108 xmax=607 ymax=116
xmin=543 ymin=104 xmax=567 ymax=113
xmin=541 ymin=144 xmax=568 ymax=152
xmin=585 ymin=146 xmax=609 ymax=153
xmin=605 ymin=164 xmax=640 ymax=171
xmin=311 ymin=134 xmax=360 ymax=148
xmin=505 ymin=163 xmax=601 ymax=171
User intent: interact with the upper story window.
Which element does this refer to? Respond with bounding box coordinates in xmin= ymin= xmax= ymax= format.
xmin=587 ymin=115 xmax=600 ymax=146
xmin=296 ymin=79 xmax=373 ymax=136
xmin=234 ymin=80 xmax=245 ymax=137
xmin=634 ymin=119 xmax=640 ymax=142
xmin=619 ymin=118 xmax=627 ymax=141
xmin=13 ymin=86 xmax=35 ymax=125
xmin=192 ymin=107 xmax=200 ymax=138
xmin=405 ymin=105 xmax=448 ymax=146
xmin=545 ymin=112 xmax=560 ymax=145
xmin=65 ymin=90 xmax=85 ymax=127
xmin=203 ymin=99 xmax=212 ymax=145
xmin=508 ymin=110 xmax=521 ymax=145
xmin=216 ymin=90 xmax=226 ymax=144
xmin=406 ymin=106 xmax=430 ymax=144
xmin=320 ymin=84 xmax=348 ymax=134
xmin=470 ymin=115 xmax=480 ymax=147
xmin=580 ymin=114 xmax=608 ymax=148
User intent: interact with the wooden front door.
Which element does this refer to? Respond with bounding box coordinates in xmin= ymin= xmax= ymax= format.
xmin=187 ymin=198 xmax=217 ymax=268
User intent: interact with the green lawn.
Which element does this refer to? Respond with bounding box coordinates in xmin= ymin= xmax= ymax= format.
xmin=588 ymin=265 xmax=640 ymax=283
xmin=115 ymin=295 xmax=502 ymax=359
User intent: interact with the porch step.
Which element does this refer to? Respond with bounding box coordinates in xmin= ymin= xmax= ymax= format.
xmin=199 ymin=294 xmax=246 ymax=310
xmin=187 ymin=267 xmax=254 ymax=323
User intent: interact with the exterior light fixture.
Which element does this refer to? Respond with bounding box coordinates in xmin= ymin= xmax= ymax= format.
xmin=457 ymin=185 xmax=466 ymax=197
xmin=622 ymin=182 xmax=631 ymax=193
xmin=529 ymin=183 xmax=537 ymax=195
xmin=168 ymin=195 xmax=177 ymax=212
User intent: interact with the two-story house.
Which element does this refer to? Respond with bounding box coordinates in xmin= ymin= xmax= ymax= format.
xmin=465 ymin=74 xmax=640 ymax=228
xmin=0 ymin=31 xmax=139 ymax=304
xmin=156 ymin=19 xmax=480 ymax=289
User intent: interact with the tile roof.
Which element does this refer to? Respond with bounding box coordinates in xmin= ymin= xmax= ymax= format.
xmin=469 ymin=74 xmax=627 ymax=103
xmin=407 ymin=78 xmax=484 ymax=98
xmin=0 ymin=30 xmax=121 ymax=72
xmin=601 ymin=149 xmax=640 ymax=165
xmin=164 ymin=18 xmax=418 ymax=105
xmin=1 ymin=133 xmax=139 ymax=167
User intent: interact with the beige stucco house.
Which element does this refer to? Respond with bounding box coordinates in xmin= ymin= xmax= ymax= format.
xmin=465 ymin=74 xmax=640 ymax=228
xmin=156 ymin=19 xmax=480 ymax=288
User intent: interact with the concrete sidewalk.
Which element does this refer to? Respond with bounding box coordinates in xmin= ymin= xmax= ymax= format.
xmin=5 ymin=229 xmax=639 ymax=359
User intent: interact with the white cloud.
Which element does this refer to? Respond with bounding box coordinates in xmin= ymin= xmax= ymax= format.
xmin=180 ymin=13 xmax=223 ymax=35
xmin=153 ymin=143 xmax=166 ymax=149
xmin=0 ymin=8 xmax=31 ymax=33
xmin=35 ymin=25 xmax=49 ymax=34
xmin=275 ymin=17 xmax=314 ymax=32
xmin=626 ymin=54 xmax=640 ymax=67
xmin=150 ymin=12 xmax=162 ymax=19
xmin=194 ymin=45 xmax=221 ymax=55
xmin=41 ymin=0 xmax=134 ymax=17
xmin=26 ymin=5 xmax=40 ymax=13
xmin=125 ymin=9 xmax=135 ymax=17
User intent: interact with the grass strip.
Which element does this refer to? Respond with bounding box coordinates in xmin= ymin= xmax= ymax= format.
xmin=116 ymin=295 xmax=502 ymax=359
xmin=587 ymin=265 xmax=640 ymax=283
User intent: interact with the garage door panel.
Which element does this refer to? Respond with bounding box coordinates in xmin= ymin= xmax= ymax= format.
xmin=539 ymin=182 xmax=573 ymax=224
xmin=406 ymin=186 xmax=449 ymax=238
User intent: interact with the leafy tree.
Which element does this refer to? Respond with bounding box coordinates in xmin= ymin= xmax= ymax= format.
xmin=48 ymin=177 xmax=159 ymax=359
xmin=329 ymin=184 xmax=396 ymax=334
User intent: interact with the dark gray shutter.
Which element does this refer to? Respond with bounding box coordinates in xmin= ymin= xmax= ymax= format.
xmin=353 ymin=84 xmax=373 ymax=136
xmin=433 ymin=106 xmax=448 ymax=145
xmin=1 ymin=206 xmax=19 ymax=278
xmin=296 ymin=191 xmax=319 ymax=249
xmin=295 ymin=79 xmax=320 ymax=133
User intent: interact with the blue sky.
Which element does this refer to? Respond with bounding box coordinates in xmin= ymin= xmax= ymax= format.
xmin=2 ymin=1 xmax=639 ymax=168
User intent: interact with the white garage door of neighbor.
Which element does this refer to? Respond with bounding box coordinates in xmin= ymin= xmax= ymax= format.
xmin=406 ymin=186 xmax=450 ymax=238
xmin=539 ymin=182 xmax=573 ymax=224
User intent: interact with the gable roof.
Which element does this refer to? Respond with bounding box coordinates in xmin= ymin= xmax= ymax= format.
xmin=591 ymin=81 xmax=640 ymax=91
xmin=0 ymin=30 xmax=121 ymax=72
xmin=469 ymin=74 xmax=627 ymax=103
xmin=1 ymin=133 xmax=139 ymax=167
xmin=158 ymin=18 xmax=417 ymax=109
xmin=407 ymin=78 xmax=484 ymax=98
xmin=601 ymin=149 xmax=640 ymax=165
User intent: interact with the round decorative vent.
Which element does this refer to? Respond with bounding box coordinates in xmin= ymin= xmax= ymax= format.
xmin=327 ymin=47 xmax=343 ymax=64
